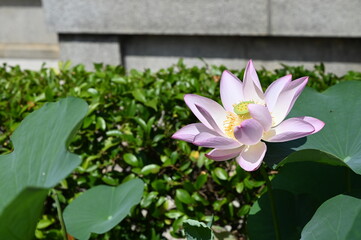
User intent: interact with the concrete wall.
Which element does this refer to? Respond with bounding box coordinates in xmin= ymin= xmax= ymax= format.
xmin=43 ymin=0 xmax=361 ymax=37
xmin=2 ymin=0 xmax=360 ymax=74
xmin=41 ymin=0 xmax=361 ymax=74
xmin=43 ymin=0 xmax=269 ymax=36
xmin=0 ymin=0 xmax=58 ymax=59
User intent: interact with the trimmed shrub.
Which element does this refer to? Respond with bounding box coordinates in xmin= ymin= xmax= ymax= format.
xmin=0 ymin=60 xmax=360 ymax=239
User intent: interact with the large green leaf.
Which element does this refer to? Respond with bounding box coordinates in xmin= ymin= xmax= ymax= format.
xmin=0 ymin=97 xmax=88 ymax=239
xmin=266 ymin=81 xmax=361 ymax=173
xmin=0 ymin=187 xmax=48 ymax=238
xmin=301 ymin=195 xmax=361 ymax=240
xmin=248 ymin=151 xmax=361 ymax=240
xmin=63 ymin=178 xmax=144 ymax=240
xmin=248 ymin=189 xmax=301 ymax=240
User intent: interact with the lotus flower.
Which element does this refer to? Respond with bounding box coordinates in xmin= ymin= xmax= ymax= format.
xmin=172 ymin=60 xmax=325 ymax=171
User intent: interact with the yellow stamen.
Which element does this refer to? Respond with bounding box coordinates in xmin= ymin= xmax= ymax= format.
xmin=224 ymin=112 xmax=241 ymax=138
xmin=223 ymin=101 xmax=255 ymax=138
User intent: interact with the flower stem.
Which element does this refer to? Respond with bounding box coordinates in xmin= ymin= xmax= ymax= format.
xmin=52 ymin=189 xmax=68 ymax=240
xmin=260 ymin=164 xmax=281 ymax=240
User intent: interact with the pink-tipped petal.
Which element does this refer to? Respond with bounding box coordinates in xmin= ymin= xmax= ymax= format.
xmin=294 ymin=116 xmax=325 ymax=133
xmin=264 ymin=117 xmax=316 ymax=142
xmin=172 ymin=123 xmax=216 ymax=143
xmin=236 ymin=141 xmax=266 ymax=171
xmin=242 ymin=60 xmax=265 ymax=103
xmin=244 ymin=60 xmax=262 ymax=89
xmin=184 ymin=94 xmax=227 ymax=132
xmin=248 ymin=104 xmax=272 ymax=131
xmin=271 ymin=77 xmax=308 ymax=125
xmin=193 ymin=132 xmax=241 ymax=149
xmin=265 ymin=74 xmax=292 ymax=112
xmin=234 ymin=119 xmax=263 ymax=145
xmin=195 ymin=104 xmax=225 ymax=136
xmin=206 ymin=147 xmax=243 ymax=161
xmin=220 ymin=70 xmax=244 ymax=111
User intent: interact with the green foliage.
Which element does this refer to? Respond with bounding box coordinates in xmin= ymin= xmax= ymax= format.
xmin=0 ymin=60 xmax=359 ymax=239
xmin=183 ymin=219 xmax=214 ymax=240
xmin=301 ymin=194 xmax=361 ymax=240
xmin=0 ymin=97 xmax=88 ymax=239
xmin=0 ymin=188 xmax=49 ymax=239
xmin=266 ymin=81 xmax=361 ymax=173
xmin=248 ymin=153 xmax=361 ymax=240
xmin=64 ymin=179 xmax=144 ymax=240
xmin=249 ymin=81 xmax=361 ymax=239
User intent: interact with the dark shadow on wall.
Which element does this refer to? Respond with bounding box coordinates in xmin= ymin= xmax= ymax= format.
xmin=122 ymin=35 xmax=361 ymax=63
xmin=0 ymin=0 xmax=41 ymax=7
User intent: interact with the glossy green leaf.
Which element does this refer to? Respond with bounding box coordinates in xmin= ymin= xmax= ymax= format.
xmin=36 ymin=215 xmax=55 ymax=229
xmin=106 ymin=130 xmax=122 ymax=137
xmin=244 ymin=178 xmax=265 ymax=189
xmin=176 ymin=189 xmax=194 ymax=204
xmin=236 ymin=182 xmax=244 ymax=194
xmin=153 ymin=134 xmax=165 ymax=143
xmin=206 ymin=216 xmax=213 ymax=228
xmin=141 ymin=164 xmax=161 ymax=175
xmin=123 ymin=153 xmax=140 ymax=167
xmin=111 ymin=76 xmax=126 ymax=83
xmin=301 ymin=195 xmax=361 ymax=240
xmin=151 ymin=179 xmax=169 ymax=192
xmin=0 ymin=97 xmax=88 ymax=239
xmin=213 ymin=198 xmax=228 ymax=211
xmin=145 ymin=98 xmax=158 ymax=111
xmin=183 ymin=219 xmax=214 ymax=240
xmin=195 ymin=173 xmax=208 ymax=190
xmin=266 ymin=81 xmax=361 ymax=174
xmin=165 ymin=210 xmax=184 ymax=219
xmin=140 ymin=191 xmax=158 ymax=208
xmin=64 ymin=178 xmax=144 ymax=240
xmin=213 ymin=167 xmax=228 ymax=180
xmin=192 ymin=192 xmax=210 ymax=206
xmin=96 ymin=116 xmax=106 ymax=130
xmin=238 ymin=204 xmax=251 ymax=216
xmin=132 ymin=89 xmax=147 ymax=103
xmin=101 ymin=176 xmax=119 ymax=186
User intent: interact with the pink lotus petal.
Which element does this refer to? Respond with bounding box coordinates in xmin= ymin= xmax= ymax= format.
xmin=242 ymin=60 xmax=265 ymax=103
xmin=206 ymin=147 xmax=243 ymax=161
xmin=173 ymin=61 xmax=325 ymax=171
xmin=234 ymin=119 xmax=263 ymax=145
xmin=184 ymin=94 xmax=227 ymax=132
xmin=220 ymin=70 xmax=244 ymax=112
xmin=248 ymin=104 xmax=272 ymax=131
xmin=193 ymin=132 xmax=241 ymax=149
xmin=195 ymin=104 xmax=225 ymax=136
xmin=296 ymin=116 xmax=325 ymax=133
xmin=271 ymin=77 xmax=308 ymax=126
xmin=264 ymin=117 xmax=315 ymax=142
xmin=172 ymin=123 xmax=217 ymax=143
xmin=236 ymin=141 xmax=266 ymax=171
xmin=265 ymin=74 xmax=292 ymax=112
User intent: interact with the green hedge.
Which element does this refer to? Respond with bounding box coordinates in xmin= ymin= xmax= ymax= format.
xmin=0 ymin=60 xmax=360 ymax=239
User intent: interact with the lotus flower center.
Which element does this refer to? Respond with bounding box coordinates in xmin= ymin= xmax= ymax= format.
xmin=223 ymin=101 xmax=254 ymax=138
xmin=233 ymin=101 xmax=254 ymax=115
